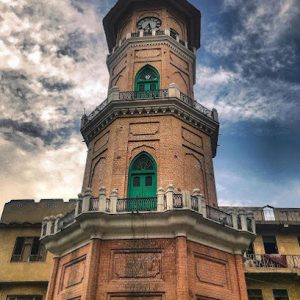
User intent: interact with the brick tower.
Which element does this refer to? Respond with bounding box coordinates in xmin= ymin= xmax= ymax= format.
xmin=41 ymin=1 xmax=256 ymax=299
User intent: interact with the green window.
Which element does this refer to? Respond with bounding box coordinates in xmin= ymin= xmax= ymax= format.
xmin=127 ymin=152 xmax=157 ymax=210
xmin=135 ymin=65 xmax=160 ymax=99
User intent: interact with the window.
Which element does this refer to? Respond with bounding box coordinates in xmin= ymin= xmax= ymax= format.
xmin=134 ymin=65 xmax=160 ymax=98
xmin=11 ymin=237 xmax=46 ymax=262
xmin=248 ymin=289 xmax=263 ymax=300
xmin=273 ymin=289 xmax=289 ymax=300
xmin=7 ymin=296 xmax=42 ymax=300
xmin=263 ymin=236 xmax=278 ymax=254
xmin=170 ymin=28 xmax=179 ymax=39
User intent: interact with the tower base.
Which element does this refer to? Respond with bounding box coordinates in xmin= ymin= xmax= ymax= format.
xmin=46 ymin=237 xmax=248 ymax=300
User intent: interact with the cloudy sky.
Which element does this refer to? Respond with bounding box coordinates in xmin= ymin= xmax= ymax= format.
xmin=0 ymin=0 xmax=299 ymax=215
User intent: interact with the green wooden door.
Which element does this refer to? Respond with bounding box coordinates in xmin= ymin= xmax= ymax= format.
xmin=135 ymin=65 xmax=160 ymax=99
xmin=128 ymin=153 xmax=157 ymax=211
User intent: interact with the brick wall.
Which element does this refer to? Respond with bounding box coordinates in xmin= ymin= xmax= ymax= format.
xmin=47 ymin=238 xmax=248 ymax=300
xmin=82 ymin=115 xmax=218 ymax=207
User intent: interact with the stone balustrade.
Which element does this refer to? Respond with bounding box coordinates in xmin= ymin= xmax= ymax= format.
xmin=41 ymin=185 xmax=256 ymax=239
xmin=109 ymin=29 xmax=197 ymax=56
xmin=82 ymin=84 xmax=218 ymax=127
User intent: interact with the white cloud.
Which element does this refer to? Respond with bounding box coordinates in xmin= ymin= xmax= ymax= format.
xmin=0 ymin=135 xmax=86 ymax=215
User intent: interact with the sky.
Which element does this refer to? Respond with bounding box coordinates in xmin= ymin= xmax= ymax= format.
xmin=0 ymin=0 xmax=299 ymax=216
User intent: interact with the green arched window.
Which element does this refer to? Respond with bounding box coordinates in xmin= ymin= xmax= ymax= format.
xmin=135 ymin=65 xmax=160 ymax=98
xmin=128 ymin=152 xmax=157 ymax=207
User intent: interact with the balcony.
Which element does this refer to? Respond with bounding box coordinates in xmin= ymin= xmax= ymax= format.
xmin=109 ymin=28 xmax=196 ymax=57
xmin=244 ymin=254 xmax=300 ymax=273
xmin=82 ymin=85 xmax=218 ymax=126
xmin=41 ymin=185 xmax=255 ymax=239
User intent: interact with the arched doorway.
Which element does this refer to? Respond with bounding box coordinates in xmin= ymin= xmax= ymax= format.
xmin=134 ymin=65 xmax=160 ymax=98
xmin=128 ymin=152 xmax=157 ymax=200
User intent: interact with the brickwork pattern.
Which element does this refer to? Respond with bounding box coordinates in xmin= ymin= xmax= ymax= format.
xmin=82 ymin=115 xmax=218 ymax=207
xmin=46 ymin=238 xmax=248 ymax=300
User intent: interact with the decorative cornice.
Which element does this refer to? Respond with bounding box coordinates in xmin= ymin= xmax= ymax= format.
xmin=42 ymin=210 xmax=254 ymax=257
xmin=107 ymin=35 xmax=196 ymax=67
xmin=80 ymin=98 xmax=219 ymax=156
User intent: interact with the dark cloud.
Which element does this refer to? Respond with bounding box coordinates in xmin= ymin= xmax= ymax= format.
xmin=0 ymin=118 xmax=80 ymax=149
xmin=39 ymin=77 xmax=74 ymax=92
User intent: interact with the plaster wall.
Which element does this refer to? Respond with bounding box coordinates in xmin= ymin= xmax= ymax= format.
xmin=246 ymin=278 xmax=300 ymax=300
xmin=253 ymin=233 xmax=300 ymax=255
xmin=0 ymin=227 xmax=53 ymax=283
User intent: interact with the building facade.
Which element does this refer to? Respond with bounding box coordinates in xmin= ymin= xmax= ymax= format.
xmin=40 ymin=1 xmax=255 ymax=299
xmin=0 ymin=199 xmax=75 ymax=300
xmin=223 ymin=206 xmax=300 ymax=300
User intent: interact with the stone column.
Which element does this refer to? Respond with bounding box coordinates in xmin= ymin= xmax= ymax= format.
xmin=192 ymin=189 xmax=202 ymax=212
xmin=197 ymin=193 xmax=206 ymax=217
xmin=166 ymin=184 xmax=175 ymax=210
xmin=99 ymin=187 xmax=107 ymax=212
xmin=82 ymin=188 xmax=93 ymax=213
xmin=108 ymin=86 xmax=120 ymax=102
xmin=110 ymin=188 xmax=118 ymax=214
xmin=75 ymin=193 xmax=83 ymax=216
xmin=247 ymin=212 xmax=256 ymax=234
xmin=168 ymin=83 xmax=181 ymax=99
xmin=239 ymin=209 xmax=248 ymax=231
xmin=183 ymin=191 xmax=191 ymax=209
xmin=157 ymin=187 xmax=165 ymax=212
xmin=54 ymin=214 xmax=63 ymax=234
xmin=227 ymin=209 xmax=238 ymax=230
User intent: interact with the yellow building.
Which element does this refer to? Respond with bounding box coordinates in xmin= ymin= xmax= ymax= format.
xmin=0 ymin=199 xmax=75 ymax=300
xmin=223 ymin=206 xmax=300 ymax=300
xmin=1 ymin=200 xmax=299 ymax=300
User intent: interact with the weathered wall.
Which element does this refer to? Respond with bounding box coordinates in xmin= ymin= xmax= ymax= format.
xmin=253 ymin=233 xmax=300 ymax=255
xmin=0 ymin=285 xmax=47 ymax=300
xmin=46 ymin=238 xmax=247 ymax=300
xmin=0 ymin=227 xmax=53 ymax=282
xmin=82 ymin=115 xmax=218 ymax=207
xmin=246 ymin=277 xmax=300 ymax=300
xmin=0 ymin=227 xmax=52 ymax=299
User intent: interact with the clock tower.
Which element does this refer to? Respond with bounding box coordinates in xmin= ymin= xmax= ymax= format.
xmin=41 ymin=1 xmax=255 ymax=299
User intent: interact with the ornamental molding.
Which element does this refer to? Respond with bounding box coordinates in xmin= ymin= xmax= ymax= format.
xmin=80 ymin=99 xmax=219 ymax=148
xmin=42 ymin=209 xmax=254 ymax=257
xmin=107 ymin=36 xmax=196 ymax=68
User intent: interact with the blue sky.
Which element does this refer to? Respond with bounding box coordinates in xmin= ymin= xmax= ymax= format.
xmin=0 ymin=0 xmax=299 ymax=215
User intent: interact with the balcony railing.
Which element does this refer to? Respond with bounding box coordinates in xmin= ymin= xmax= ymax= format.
xmin=173 ymin=193 xmax=183 ymax=208
xmin=41 ymin=186 xmax=255 ymax=238
xmin=207 ymin=206 xmax=233 ymax=227
xmin=110 ymin=29 xmax=195 ymax=55
xmin=89 ymin=197 xmax=99 ymax=211
xmin=116 ymin=197 xmax=157 ymax=212
xmin=119 ymin=89 xmax=168 ymax=101
xmin=82 ymin=87 xmax=217 ymax=128
xmin=245 ymin=254 xmax=300 ymax=269
xmin=57 ymin=209 xmax=75 ymax=230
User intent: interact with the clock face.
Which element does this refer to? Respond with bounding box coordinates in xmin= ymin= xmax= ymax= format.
xmin=137 ymin=17 xmax=162 ymax=33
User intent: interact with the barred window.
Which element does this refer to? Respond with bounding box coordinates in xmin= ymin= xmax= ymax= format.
xmin=11 ymin=237 xmax=46 ymax=262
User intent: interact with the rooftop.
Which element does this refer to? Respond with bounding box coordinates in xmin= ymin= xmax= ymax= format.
xmin=0 ymin=199 xmax=76 ymax=225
